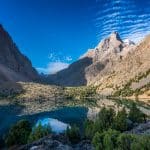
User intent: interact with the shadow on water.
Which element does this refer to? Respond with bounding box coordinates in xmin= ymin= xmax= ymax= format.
xmin=0 ymin=105 xmax=88 ymax=141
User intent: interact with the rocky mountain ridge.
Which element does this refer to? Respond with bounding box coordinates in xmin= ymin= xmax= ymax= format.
xmin=47 ymin=31 xmax=150 ymax=98
xmin=0 ymin=24 xmax=149 ymax=98
xmin=0 ymin=25 xmax=39 ymax=84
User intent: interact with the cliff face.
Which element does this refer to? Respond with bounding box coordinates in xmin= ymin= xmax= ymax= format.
xmin=47 ymin=57 xmax=93 ymax=86
xmin=0 ymin=25 xmax=38 ymax=83
xmin=47 ymin=32 xmax=135 ymax=87
xmin=47 ymin=32 xmax=150 ymax=96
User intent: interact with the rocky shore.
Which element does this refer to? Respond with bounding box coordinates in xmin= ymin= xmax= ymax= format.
xmin=17 ymin=134 xmax=94 ymax=150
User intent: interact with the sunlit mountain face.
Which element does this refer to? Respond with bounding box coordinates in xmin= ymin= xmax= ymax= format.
xmin=0 ymin=0 xmax=150 ymax=74
xmin=94 ymin=0 xmax=150 ymax=43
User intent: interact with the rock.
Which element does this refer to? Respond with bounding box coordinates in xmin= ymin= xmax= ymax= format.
xmin=74 ymin=140 xmax=94 ymax=150
xmin=124 ymin=39 xmax=135 ymax=45
xmin=126 ymin=121 xmax=150 ymax=135
xmin=47 ymin=32 xmax=150 ymax=99
xmin=18 ymin=135 xmax=93 ymax=150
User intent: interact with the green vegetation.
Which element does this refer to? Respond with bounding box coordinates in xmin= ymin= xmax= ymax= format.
xmin=63 ymin=86 xmax=98 ymax=107
xmin=65 ymin=124 xmax=80 ymax=144
xmin=128 ymin=103 xmax=146 ymax=123
xmin=114 ymin=83 xmax=134 ymax=97
xmin=28 ymin=123 xmax=51 ymax=143
xmin=113 ymin=107 xmax=128 ymax=131
xmin=110 ymin=97 xmax=150 ymax=110
xmin=5 ymin=120 xmax=32 ymax=146
xmin=84 ymin=119 xmax=95 ymax=139
xmin=95 ymin=107 xmax=115 ymax=131
xmin=114 ymin=69 xmax=150 ymax=97
xmin=117 ymin=134 xmax=136 ymax=150
xmin=64 ymin=86 xmax=97 ymax=100
xmin=5 ymin=120 xmax=51 ymax=147
xmin=83 ymin=105 xmax=148 ymax=150
xmin=3 ymin=104 xmax=149 ymax=148
xmin=92 ymin=131 xmax=150 ymax=150
xmin=131 ymin=135 xmax=150 ymax=150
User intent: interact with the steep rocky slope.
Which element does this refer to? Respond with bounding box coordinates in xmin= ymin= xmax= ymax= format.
xmin=0 ymin=25 xmax=38 ymax=84
xmin=48 ymin=57 xmax=93 ymax=86
xmin=47 ymin=32 xmax=150 ymax=98
xmin=47 ymin=32 xmax=132 ymax=85
xmin=95 ymin=35 xmax=150 ymax=96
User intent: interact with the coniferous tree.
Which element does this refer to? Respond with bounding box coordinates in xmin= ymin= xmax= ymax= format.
xmin=113 ymin=107 xmax=128 ymax=131
xmin=128 ymin=103 xmax=145 ymax=123
xmin=5 ymin=120 xmax=32 ymax=146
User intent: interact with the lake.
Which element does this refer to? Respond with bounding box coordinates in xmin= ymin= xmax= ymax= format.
xmin=0 ymin=105 xmax=88 ymax=138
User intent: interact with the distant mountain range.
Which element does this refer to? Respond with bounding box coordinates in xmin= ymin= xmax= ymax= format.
xmin=0 ymin=25 xmax=149 ymax=98
xmin=47 ymin=32 xmax=150 ymax=96
xmin=0 ymin=25 xmax=38 ymax=84
xmin=47 ymin=31 xmax=136 ymax=87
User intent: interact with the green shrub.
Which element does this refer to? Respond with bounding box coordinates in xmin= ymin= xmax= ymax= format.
xmin=84 ymin=119 xmax=95 ymax=139
xmin=131 ymin=135 xmax=150 ymax=150
xmin=28 ymin=123 xmax=51 ymax=143
xmin=103 ymin=129 xmax=120 ymax=150
xmin=92 ymin=132 xmax=104 ymax=150
xmin=113 ymin=107 xmax=128 ymax=131
xmin=5 ymin=120 xmax=31 ymax=146
xmin=65 ymin=124 xmax=80 ymax=144
xmin=117 ymin=133 xmax=136 ymax=150
xmin=96 ymin=107 xmax=115 ymax=131
xmin=128 ymin=103 xmax=146 ymax=123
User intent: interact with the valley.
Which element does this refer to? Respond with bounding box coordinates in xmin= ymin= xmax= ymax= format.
xmin=0 ymin=24 xmax=149 ymax=149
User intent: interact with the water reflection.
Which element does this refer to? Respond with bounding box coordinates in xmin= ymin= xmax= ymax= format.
xmin=35 ymin=118 xmax=70 ymax=134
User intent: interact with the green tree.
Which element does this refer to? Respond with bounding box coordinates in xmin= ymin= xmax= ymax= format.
xmin=113 ymin=107 xmax=128 ymax=131
xmin=28 ymin=123 xmax=50 ymax=143
xmin=131 ymin=135 xmax=150 ymax=150
xmin=65 ymin=124 xmax=80 ymax=144
xmin=103 ymin=129 xmax=120 ymax=150
xmin=117 ymin=133 xmax=136 ymax=150
xmin=5 ymin=120 xmax=31 ymax=146
xmin=92 ymin=132 xmax=104 ymax=150
xmin=96 ymin=107 xmax=115 ymax=131
xmin=128 ymin=103 xmax=145 ymax=123
xmin=84 ymin=119 xmax=94 ymax=139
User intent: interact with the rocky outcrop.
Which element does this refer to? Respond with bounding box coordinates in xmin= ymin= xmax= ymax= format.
xmin=0 ymin=24 xmax=39 ymax=84
xmin=18 ymin=134 xmax=94 ymax=150
xmin=47 ymin=31 xmax=150 ymax=98
xmin=47 ymin=32 xmax=136 ymax=87
xmin=47 ymin=57 xmax=93 ymax=86
xmin=126 ymin=121 xmax=150 ymax=135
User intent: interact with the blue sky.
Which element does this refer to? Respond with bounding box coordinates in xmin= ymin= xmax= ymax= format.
xmin=0 ymin=0 xmax=150 ymax=74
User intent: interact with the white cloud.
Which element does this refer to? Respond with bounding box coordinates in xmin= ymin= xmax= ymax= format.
xmin=37 ymin=62 xmax=69 ymax=74
xmin=48 ymin=52 xmax=73 ymax=62
xmin=65 ymin=56 xmax=72 ymax=61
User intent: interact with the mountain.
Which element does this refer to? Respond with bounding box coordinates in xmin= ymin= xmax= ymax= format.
xmin=47 ymin=57 xmax=93 ymax=86
xmin=47 ymin=32 xmax=150 ymax=97
xmin=0 ymin=25 xmax=39 ymax=84
xmin=47 ymin=32 xmax=134 ymax=86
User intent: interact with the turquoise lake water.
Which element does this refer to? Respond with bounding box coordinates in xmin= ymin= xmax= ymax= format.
xmin=0 ymin=105 xmax=88 ymax=138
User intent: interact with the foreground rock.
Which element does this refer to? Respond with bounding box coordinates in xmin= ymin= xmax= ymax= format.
xmin=18 ymin=134 xmax=94 ymax=150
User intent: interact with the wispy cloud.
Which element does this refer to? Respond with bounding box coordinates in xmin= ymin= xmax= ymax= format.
xmin=37 ymin=62 xmax=69 ymax=74
xmin=48 ymin=51 xmax=72 ymax=62
xmin=37 ymin=51 xmax=72 ymax=74
xmin=94 ymin=0 xmax=150 ymax=43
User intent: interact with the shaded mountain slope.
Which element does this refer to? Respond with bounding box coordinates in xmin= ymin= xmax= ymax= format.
xmin=0 ymin=24 xmax=38 ymax=84
xmin=47 ymin=57 xmax=93 ymax=86
xmin=47 ymin=32 xmax=135 ymax=87
xmin=47 ymin=32 xmax=150 ymax=98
